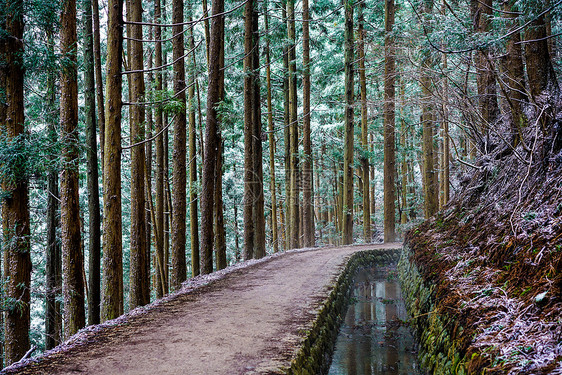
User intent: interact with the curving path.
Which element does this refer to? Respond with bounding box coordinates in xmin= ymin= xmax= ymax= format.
xmin=3 ymin=243 xmax=401 ymax=375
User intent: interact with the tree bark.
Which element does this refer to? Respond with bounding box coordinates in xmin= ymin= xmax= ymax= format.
xmin=383 ymin=0 xmax=396 ymax=243
xmin=188 ymin=13 xmax=200 ymax=277
xmin=214 ymin=9 xmax=227 ymax=269
xmin=127 ymin=0 xmax=149 ymax=307
xmin=524 ymin=11 xmax=559 ymax=102
xmin=421 ymin=0 xmax=438 ymax=219
xmin=282 ymin=4 xmax=290 ymax=251
xmin=102 ymin=0 xmax=124 ymax=321
xmin=170 ymin=0 xmax=187 ymax=291
xmin=44 ymin=31 xmax=62 ymax=350
xmin=358 ymin=1 xmax=371 ymax=242
xmin=472 ymin=0 xmax=499 ymax=135
xmin=60 ymin=0 xmax=86 ymax=338
xmin=243 ymin=0 xmax=254 ymax=260
xmin=1 ymin=1 xmax=31 ymax=362
xmin=500 ymin=0 xmax=527 ymax=146
xmin=92 ymin=0 xmax=105 ymax=176
xmin=252 ymin=6 xmax=266 ymax=259
xmin=265 ymin=3 xmax=279 ymax=253
xmin=145 ymin=26 xmax=154 ymax=299
xmin=200 ymin=0 xmax=224 ymax=274
xmin=243 ymin=0 xmax=263 ymax=260
xmin=287 ymin=0 xmax=299 ymax=249
xmin=83 ymin=0 xmax=102 ymax=324
xmin=342 ymin=0 xmax=354 ymax=245
xmin=154 ymin=0 xmax=166 ymax=296
xmin=302 ymin=0 xmax=314 ymax=248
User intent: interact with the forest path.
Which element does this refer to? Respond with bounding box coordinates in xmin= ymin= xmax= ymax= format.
xmin=5 ymin=243 xmax=401 ymax=375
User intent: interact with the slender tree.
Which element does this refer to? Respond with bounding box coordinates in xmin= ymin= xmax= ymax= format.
xmin=420 ymin=0 xmax=438 ymax=218
xmin=200 ymin=0 xmax=224 ymax=274
xmin=524 ymin=8 xmax=559 ymax=102
xmin=1 ymin=0 xmax=31 ymax=362
xmin=342 ymin=0 xmax=354 ymax=245
xmin=265 ymin=2 xmax=279 ymax=252
xmin=127 ymin=0 xmax=149 ymax=307
xmin=92 ymin=0 xmax=105 ymax=174
xmin=472 ymin=0 xmax=499 ymax=135
xmin=287 ymin=0 xmax=299 ymax=249
xmin=44 ymin=31 xmax=62 ymax=349
xmin=282 ymin=4 xmax=290 ymax=251
xmin=383 ymin=0 xmax=396 ymax=242
xmin=500 ymin=0 xmax=527 ymax=146
xmin=170 ymin=0 xmax=187 ymax=290
xmin=60 ymin=0 xmax=86 ymax=337
xmin=154 ymin=0 xmax=166 ymax=296
xmin=252 ymin=4 xmax=266 ymax=259
xmin=358 ymin=0 xmax=370 ymax=242
xmin=215 ymin=9 xmax=227 ymax=269
xmin=84 ymin=0 xmax=101 ymax=325
xmin=243 ymin=0 xmax=255 ymax=260
xmin=302 ymin=0 xmax=314 ymax=247
xmin=102 ymin=0 xmax=124 ymax=321
xmin=188 ymin=15 xmax=200 ymax=277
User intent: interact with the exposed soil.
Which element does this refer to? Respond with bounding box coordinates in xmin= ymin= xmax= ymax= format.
xmin=2 ymin=243 xmax=401 ymax=375
xmin=405 ymin=120 xmax=562 ymax=374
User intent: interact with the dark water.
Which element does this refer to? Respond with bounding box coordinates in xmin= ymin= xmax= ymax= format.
xmin=328 ymin=265 xmax=421 ymax=375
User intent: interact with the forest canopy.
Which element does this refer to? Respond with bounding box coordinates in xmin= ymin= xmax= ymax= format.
xmin=0 ymin=0 xmax=561 ymax=367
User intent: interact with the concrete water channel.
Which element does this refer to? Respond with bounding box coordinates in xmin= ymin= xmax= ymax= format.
xmin=327 ymin=263 xmax=421 ymax=375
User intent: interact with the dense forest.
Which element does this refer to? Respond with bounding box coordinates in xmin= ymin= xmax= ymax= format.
xmin=0 ymin=0 xmax=560 ymax=367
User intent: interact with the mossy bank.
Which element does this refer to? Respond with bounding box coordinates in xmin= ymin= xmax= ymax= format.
xmin=399 ymin=245 xmax=469 ymax=375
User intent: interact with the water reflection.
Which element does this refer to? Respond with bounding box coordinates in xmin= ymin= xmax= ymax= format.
xmin=328 ymin=266 xmax=420 ymax=375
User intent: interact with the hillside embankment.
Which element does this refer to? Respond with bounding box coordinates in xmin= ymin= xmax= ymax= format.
xmin=402 ymin=114 xmax=562 ymax=374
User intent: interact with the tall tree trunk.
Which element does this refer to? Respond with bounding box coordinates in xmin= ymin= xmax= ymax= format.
xmin=421 ymin=0 xmax=438 ymax=218
xmin=215 ymin=140 xmax=227 ymax=269
xmin=162 ymin=0 xmax=170 ymax=295
xmin=287 ymin=0 xmax=299 ymax=249
xmin=243 ymin=0 xmax=253 ymax=259
xmin=214 ymin=11 xmax=227 ymax=269
xmin=127 ymin=0 xmax=149 ymax=307
xmin=282 ymin=4 xmax=290 ymax=251
xmin=200 ymin=0 xmax=224 ymax=274
xmin=145 ymin=25 xmax=154 ymax=300
xmin=342 ymin=0 xmax=354 ymax=245
xmin=302 ymin=0 xmax=314 ymax=247
xmin=202 ymin=0 xmax=211 ymax=62
xmin=383 ymin=0 xmax=396 ymax=242
xmin=252 ymin=6 xmax=266 ymax=259
xmin=244 ymin=0 xmax=256 ymax=260
xmin=265 ymin=3 xmax=278 ymax=253
xmin=500 ymin=0 xmax=527 ymax=146
xmin=358 ymin=1 xmax=371 ymax=242
xmin=84 ymin=0 xmax=101 ymax=324
xmin=188 ymin=14 xmax=200 ymax=277
xmin=472 ymin=0 xmax=499 ymax=136
xmin=102 ymin=0 xmax=124 ymax=321
xmin=60 ymin=0 xmax=86 ymax=337
xmin=154 ymin=0 xmax=166 ymax=296
xmin=170 ymin=0 xmax=187 ymax=291
xmin=524 ymin=9 xmax=559 ymax=102
xmin=1 ymin=1 xmax=31 ymax=362
xmin=45 ymin=31 xmax=62 ymax=350
xmin=92 ymin=0 xmax=105 ymax=176
xmin=441 ymin=43 xmax=450 ymax=206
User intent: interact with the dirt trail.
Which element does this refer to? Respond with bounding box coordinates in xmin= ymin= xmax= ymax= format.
xmin=4 ymin=243 xmax=401 ymax=375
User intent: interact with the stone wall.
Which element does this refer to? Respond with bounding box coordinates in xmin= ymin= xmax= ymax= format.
xmin=398 ymin=245 xmax=469 ymax=375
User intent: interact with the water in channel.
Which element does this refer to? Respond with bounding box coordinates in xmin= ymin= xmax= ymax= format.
xmin=328 ymin=265 xmax=421 ymax=375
